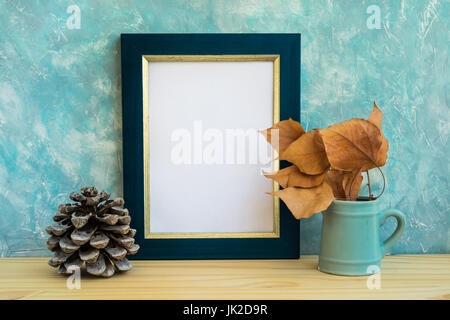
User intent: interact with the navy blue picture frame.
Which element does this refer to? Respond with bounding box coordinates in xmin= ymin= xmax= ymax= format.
xmin=121 ymin=34 xmax=300 ymax=259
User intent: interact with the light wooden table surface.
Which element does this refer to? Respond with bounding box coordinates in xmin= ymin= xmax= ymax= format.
xmin=0 ymin=255 xmax=448 ymax=300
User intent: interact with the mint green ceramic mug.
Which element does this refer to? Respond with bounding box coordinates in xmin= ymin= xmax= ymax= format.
xmin=318 ymin=199 xmax=406 ymax=276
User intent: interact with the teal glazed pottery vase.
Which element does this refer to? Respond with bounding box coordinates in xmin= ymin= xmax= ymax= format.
xmin=318 ymin=199 xmax=406 ymax=276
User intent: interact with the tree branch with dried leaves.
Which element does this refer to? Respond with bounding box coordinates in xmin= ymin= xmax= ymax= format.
xmin=261 ymin=102 xmax=389 ymax=219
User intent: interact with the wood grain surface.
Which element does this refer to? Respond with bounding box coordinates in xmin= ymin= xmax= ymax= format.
xmin=0 ymin=255 xmax=448 ymax=300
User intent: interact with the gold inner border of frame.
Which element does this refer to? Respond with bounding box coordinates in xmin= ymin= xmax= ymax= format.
xmin=142 ymin=55 xmax=280 ymax=239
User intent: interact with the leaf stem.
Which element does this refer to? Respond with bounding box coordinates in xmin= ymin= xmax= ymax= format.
xmin=366 ymin=170 xmax=372 ymax=200
xmin=372 ymin=166 xmax=386 ymax=200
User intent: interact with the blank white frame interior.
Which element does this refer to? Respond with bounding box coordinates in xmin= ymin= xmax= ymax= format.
xmin=145 ymin=57 xmax=278 ymax=238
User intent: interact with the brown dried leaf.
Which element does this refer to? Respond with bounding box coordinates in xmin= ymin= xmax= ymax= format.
xmin=264 ymin=166 xmax=326 ymax=188
xmin=260 ymin=119 xmax=305 ymax=157
xmin=324 ymin=169 xmax=364 ymax=200
xmin=324 ymin=170 xmax=346 ymax=199
xmin=282 ymin=130 xmax=330 ymax=175
xmin=368 ymin=102 xmax=383 ymax=128
xmin=368 ymin=102 xmax=389 ymax=166
xmin=271 ymin=183 xmax=335 ymax=219
xmin=319 ymin=119 xmax=383 ymax=171
xmin=342 ymin=169 xmax=363 ymax=200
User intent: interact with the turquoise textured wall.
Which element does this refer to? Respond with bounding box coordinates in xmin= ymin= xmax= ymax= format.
xmin=0 ymin=0 xmax=448 ymax=256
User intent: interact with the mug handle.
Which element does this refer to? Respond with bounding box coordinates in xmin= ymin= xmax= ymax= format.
xmin=379 ymin=209 xmax=406 ymax=256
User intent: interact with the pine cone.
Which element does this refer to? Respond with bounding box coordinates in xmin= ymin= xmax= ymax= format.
xmin=46 ymin=186 xmax=139 ymax=278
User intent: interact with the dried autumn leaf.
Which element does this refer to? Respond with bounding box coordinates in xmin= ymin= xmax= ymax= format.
xmin=342 ymin=169 xmax=363 ymax=200
xmin=260 ymin=119 xmax=305 ymax=157
xmin=319 ymin=119 xmax=383 ymax=171
xmin=368 ymin=102 xmax=383 ymax=128
xmin=271 ymin=183 xmax=335 ymax=219
xmin=324 ymin=169 xmax=363 ymax=200
xmin=282 ymin=130 xmax=330 ymax=175
xmin=264 ymin=165 xmax=326 ymax=189
xmin=324 ymin=170 xmax=346 ymax=199
xmin=368 ymin=102 xmax=389 ymax=166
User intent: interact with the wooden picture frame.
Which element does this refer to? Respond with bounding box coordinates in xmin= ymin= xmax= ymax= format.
xmin=121 ymin=34 xmax=300 ymax=259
